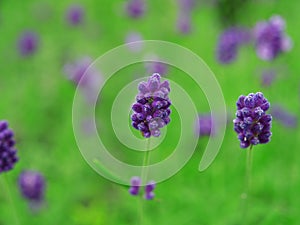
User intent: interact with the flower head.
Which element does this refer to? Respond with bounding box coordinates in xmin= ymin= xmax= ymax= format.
xmin=126 ymin=0 xmax=146 ymax=19
xmin=129 ymin=176 xmax=141 ymax=196
xmin=176 ymin=13 xmax=192 ymax=34
xmin=125 ymin=31 xmax=143 ymax=52
xmin=131 ymin=73 xmax=171 ymax=138
xmin=66 ymin=5 xmax=84 ymax=26
xmin=216 ymin=27 xmax=251 ymax=64
xmin=129 ymin=177 xmax=156 ymax=200
xmin=0 ymin=121 xmax=18 ymax=173
xmin=144 ymin=181 xmax=156 ymax=200
xmin=195 ymin=114 xmax=215 ymax=137
xmin=254 ymin=15 xmax=292 ymax=61
xmin=233 ymin=92 xmax=272 ymax=148
xmin=18 ymin=171 xmax=46 ymax=203
xmin=271 ymin=104 xmax=297 ymax=128
xmin=18 ymin=31 xmax=39 ymax=56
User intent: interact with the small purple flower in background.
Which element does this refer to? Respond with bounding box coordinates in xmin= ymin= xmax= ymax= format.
xmin=129 ymin=177 xmax=156 ymax=200
xmin=254 ymin=15 xmax=292 ymax=61
xmin=145 ymin=61 xmax=168 ymax=76
xmin=129 ymin=176 xmax=141 ymax=196
xmin=125 ymin=31 xmax=143 ymax=52
xmin=176 ymin=13 xmax=192 ymax=34
xmin=18 ymin=31 xmax=39 ymax=56
xmin=195 ymin=114 xmax=215 ymax=137
xmin=131 ymin=73 xmax=171 ymax=138
xmin=64 ymin=56 xmax=103 ymax=103
xmin=126 ymin=0 xmax=146 ymax=19
xmin=144 ymin=181 xmax=155 ymax=200
xmin=271 ymin=104 xmax=297 ymax=128
xmin=261 ymin=69 xmax=276 ymax=87
xmin=216 ymin=27 xmax=251 ymax=64
xmin=233 ymin=92 xmax=272 ymax=148
xmin=66 ymin=5 xmax=84 ymax=26
xmin=0 ymin=121 xmax=18 ymax=174
xmin=18 ymin=171 xmax=46 ymax=210
xmin=178 ymin=0 xmax=195 ymax=12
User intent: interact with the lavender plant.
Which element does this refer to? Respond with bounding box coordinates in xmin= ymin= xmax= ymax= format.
xmin=66 ymin=5 xmax=84 ymax=26
xmin=18 ymin=31 xmax=39 ymax=57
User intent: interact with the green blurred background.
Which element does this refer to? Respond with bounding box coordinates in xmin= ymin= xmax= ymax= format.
xmin=0 ymin=0 xmax=299 ymax=224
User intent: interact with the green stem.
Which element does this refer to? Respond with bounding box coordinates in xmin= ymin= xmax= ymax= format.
xmin=0 ymin=174 xmax=20 ymax=225
xmin=241 ymin=145 xmax=253 ymax=224
xmin=139 ymin=138 xmax=151 ymax=225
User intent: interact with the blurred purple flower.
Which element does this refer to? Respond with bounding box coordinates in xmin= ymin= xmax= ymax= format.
xmin=261 ymin=69 xmax=276 ymax=87
xmin=18 ymin=171 xmax=45 ymax=203
xmin=125 ymin=31 xmax=143 ymax=52
xmin=254 ymin=15 xmax=292 ymax=61
xmin=195 ymin=114 xmax=215 ymax=137
xmin=131 ymin=73 xmax=171 ymax=138
xmin=176 ymin=13 xmax=192 ymax=34
xmin=178 ymin=0 xmax=196 ymax=12
xmin=66 ymin=5 xmax=84 ymax=26
xmin=216 ymin=27 xmax=251 ymax=64
xmin=144 ymin=181 xmax=156 ymax=200
xmin=129 ymin=176 xmax=141 ymax=196
xmin=146 ymin=61 xmax=168 ymax=76
xmin=126 ymin=0 xmax=146 ymax=19
xmin=0 ymin=120 xmax=18 ymax=174
xmin=233 ymin=92 xmax=272 ymax=148
xmin=271 ymin=104 xmax=297 ymax=128
xmin=18 ymin=31 xmax=39 ymax=56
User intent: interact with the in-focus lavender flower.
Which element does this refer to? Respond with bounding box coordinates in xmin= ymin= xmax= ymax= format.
xmin=18 ymin=171 xmax=45 ymax=203
xmin=233 ymin=92 xmax=272 ymax=148
xmin=66 ymin=5 xmax=84 ymax=26
xmin=0 ymin=121 xmax=18 ymax=173
xmin=126 ymin=0 xmax=146 ymax=19
xmin=131 ymin=73 xmax=171 ymax=138
xmin=144 ymin=181 xmax=155 ymax=200
xmin=216 ymin=27 xmax=251 ymax=64
xmin=271 ymin=104 xmax=297 ymax=128
xmin=125 ymin=31 xmax=143 ymax=52
xmin=18 ymin=31 xmax=39 ymax=56
xmin=129 ymin=176 xmax=141 ymax=196
xmin=195 ymin=114 xmax=215 ymax=137
xmin=254 ymin=15 xmax=292 ymax=61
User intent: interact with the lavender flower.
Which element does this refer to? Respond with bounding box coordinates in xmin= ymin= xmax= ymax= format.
xmin=66 ymin=5 xmax=84 ymax=26
xmin=233 ymin=92 xmax=272 ymax=148
xmin=178 ymin=0 xmax=195 ymax=12
xmin=144 ymin=181 xmax=155 ymax=200
xmin=146 ymin=61 xmax=168 ymax=76
xmin=18 ymin=31 xmax=39 ymax=56
xmin=18 ymin=171 xmax=45 ymax=203
xmin=195 ymin=114 xmax=215 ymax=137
xmin=131 ymin=73 xmax=171 ymax=138
xmin=126 ymin=0 xmax=146 ymax=19
xmin=0 ymin=121 xmax=18 ymax=173
xmin=271 ymin=104 xmax=297 ymax=128
xmin=129 ymin=176 xmax=141 ymax=196
xmin=176 ymin=13 xmax=192 ymax=34
xmin=254 ymin=15 xmax=292 ymax=61
xmin=216 ymin=27 xmax=251 ymax=64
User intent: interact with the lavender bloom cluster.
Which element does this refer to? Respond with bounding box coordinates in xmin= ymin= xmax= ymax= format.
xmin=216 ymin=27 xmax=251 ymax=64
xmin=0 ymin=121 xmax=18 ymax=173
xmin=129 ymin=176 xmax=156 ymax=200
xmin=233 ymin=92 xmax=272 ymax=148
xmin=131 ymin=73 xmax=171 ymax=138
xmin=18 ymin=171 xmax=46 ymax=203
xmin=195 ymin=114 xmax=215 ymax=137
xmin=254 ymin=15 xmax=292 ymax=61
xmin=271 ymin=104 xmax=297 ymax=128
xmin=176 ymin=0 xmax=195 ymax=34
xmin=18 ymin=31 xmax=39 ymax=56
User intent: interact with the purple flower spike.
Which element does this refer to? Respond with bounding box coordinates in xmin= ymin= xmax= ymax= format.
xmin=18 ymin=31 xmax=39 ymax=56
xmin=216 ymin=27 xmax=251 ymax=64
xmin=126 ymin=0 xmax=146 ymax=19
xmin=177 ymin=13 xmax=192 ymax=34
xmin=129 ymin=176 xmax=141 ymax=196
xmin=18 ymin=171 xmax=45 ymax=203
xmin=254 ymin=15 xmax=292 ymax=61
xmin=146 ymin=61 xmax=168 ymax=76
xmin=0 ymin=121 xmax=18 ymax=174
xmin=144 ymin=181 xmax=156 ymax=200
xmin=66 ymin=5 xmax=84 ymax=26
xmin=125 ymin=31 xmax=143 ymax=52
xmin=178 ymin=0 xmax=195 ymax=12
xmin=131 ymin=73 xmax=171 ymax=138
xmin=233 ymin=92 xmax=272 ymax=148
